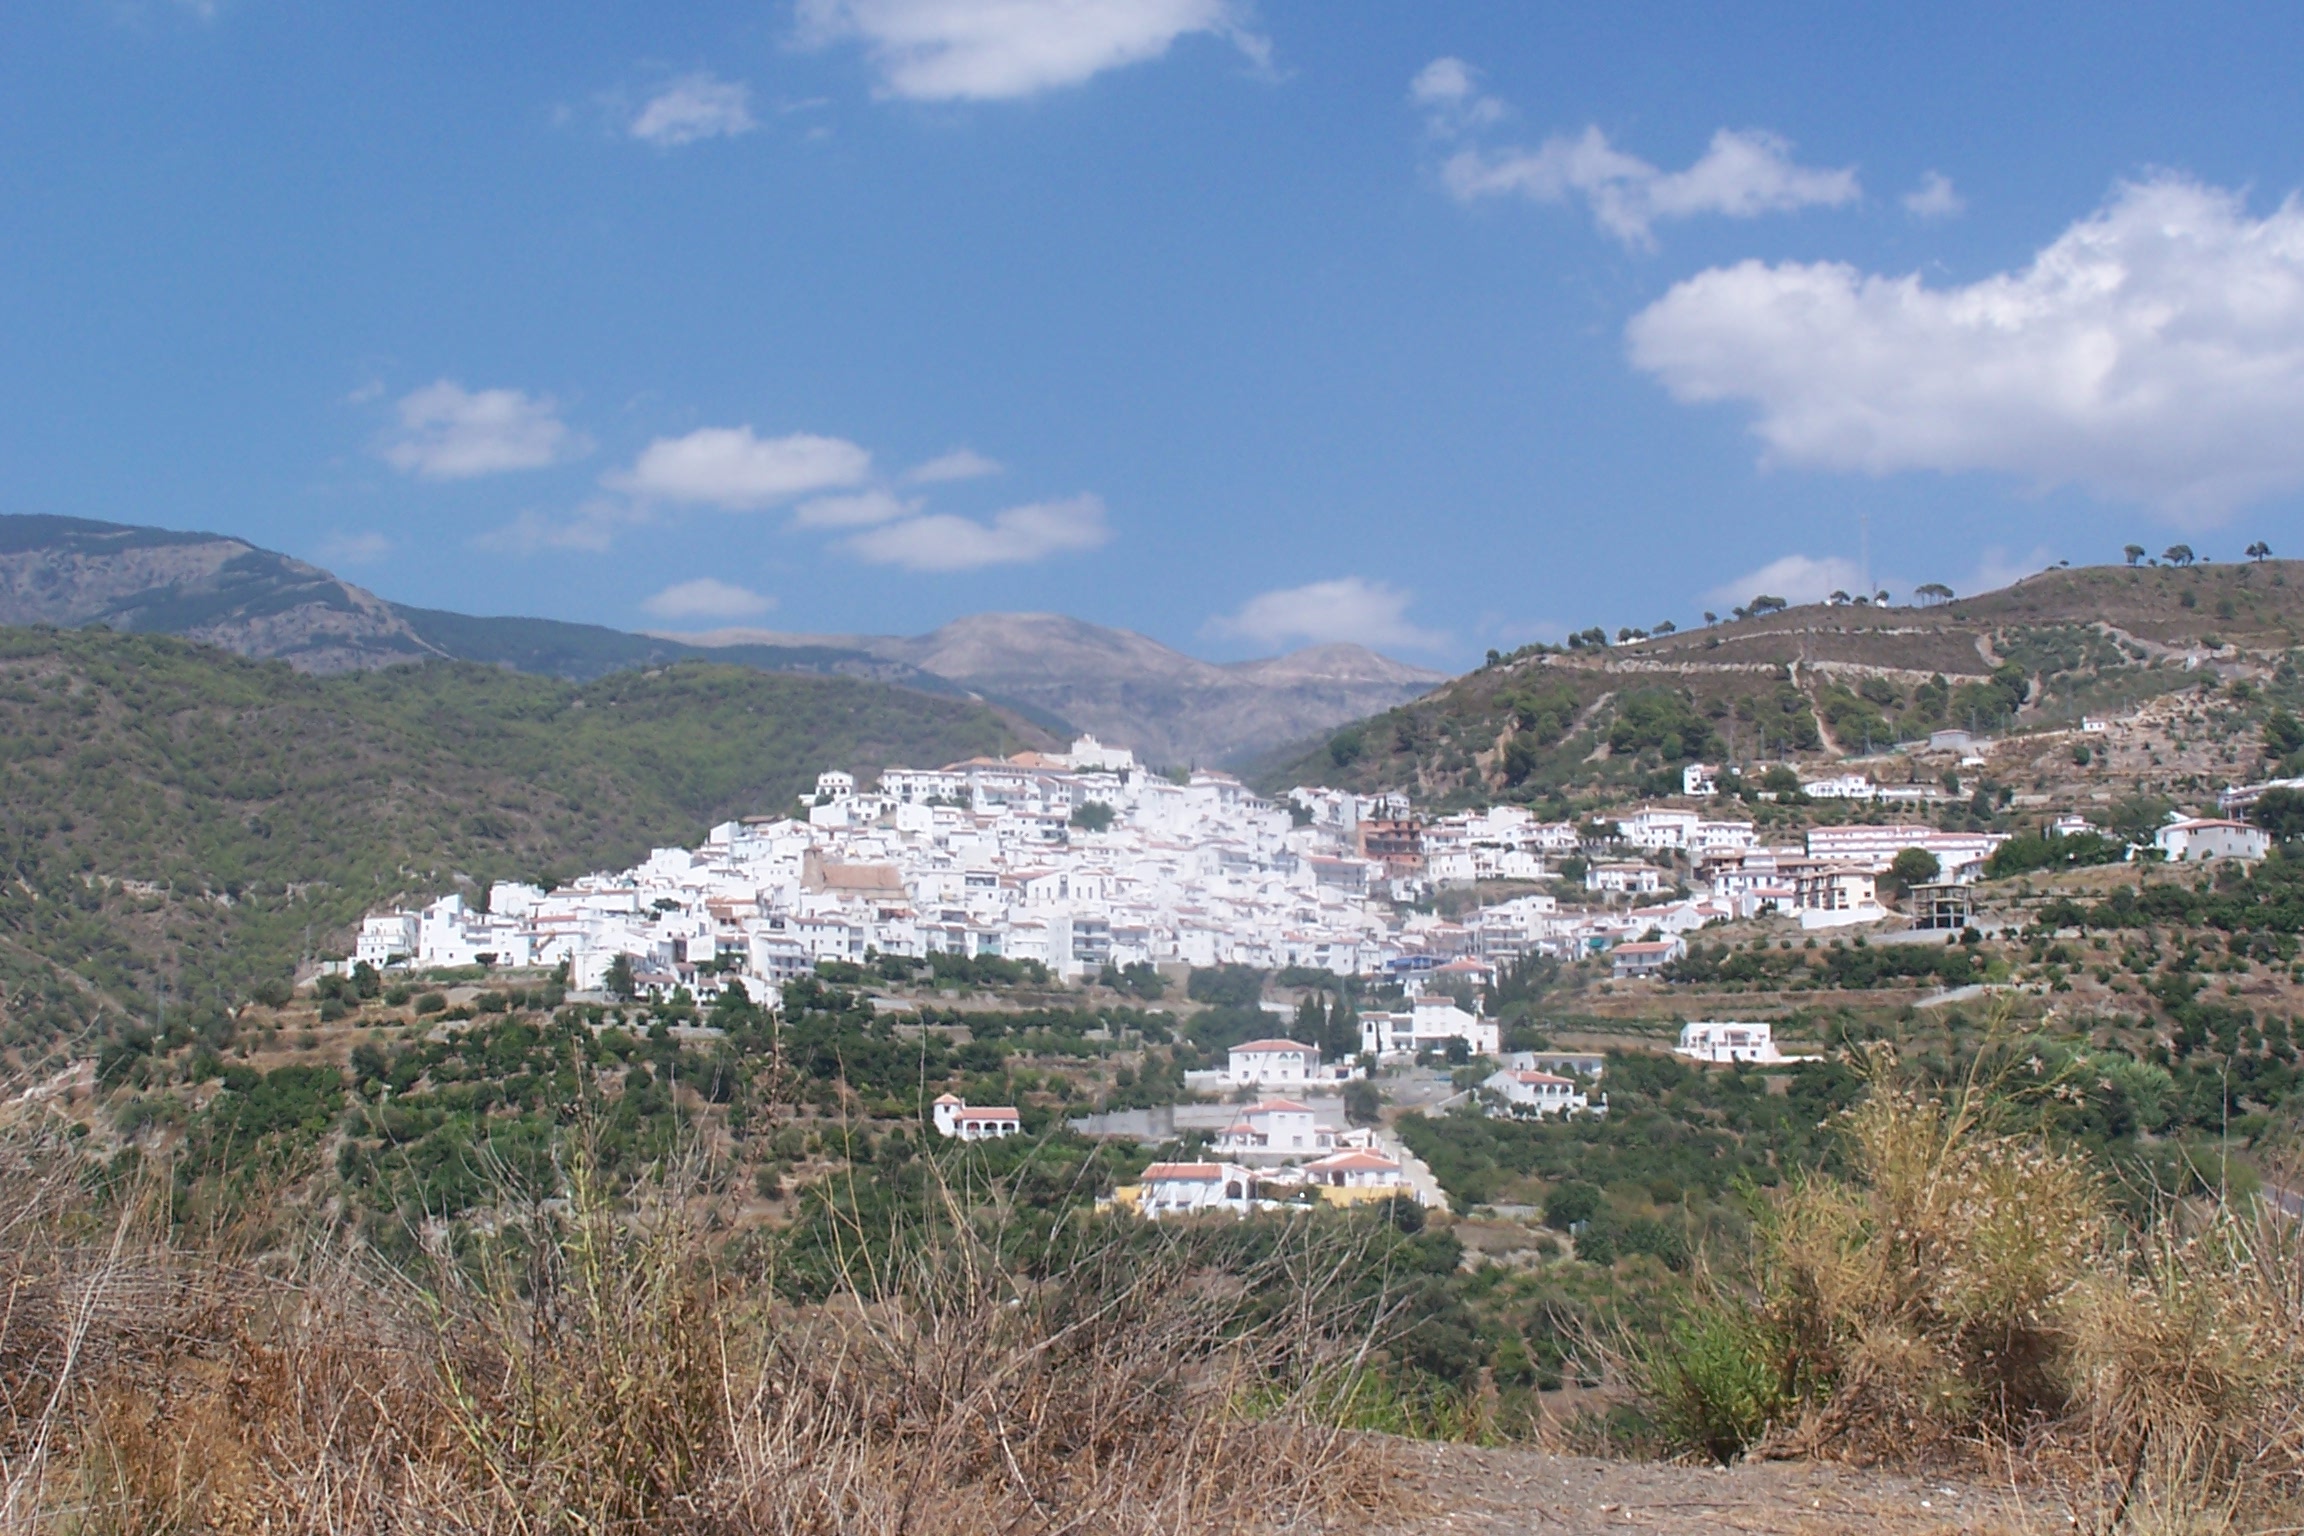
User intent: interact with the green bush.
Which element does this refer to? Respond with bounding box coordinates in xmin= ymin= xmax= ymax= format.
xmin=1544 ymin=1180 xmax=1603 ymax=1231
xmin=1636 ymin=1306 xmax=1787 ymax=1464
xmin=414 ymin=991 xmax=448 ymax=1016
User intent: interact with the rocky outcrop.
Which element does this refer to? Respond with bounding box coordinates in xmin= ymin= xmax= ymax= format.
xmin=0 ymin=516 xmax=437 ymax=671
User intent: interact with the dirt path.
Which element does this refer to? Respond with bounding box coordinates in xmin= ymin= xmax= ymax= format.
xmin=1373 ymin=1442 xmax=2040 ymax=1535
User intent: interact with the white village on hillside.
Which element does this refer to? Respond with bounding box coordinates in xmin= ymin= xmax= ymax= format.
xmin=350 ymin=734 xmax=2270 ymax=1209
xmin=354 ymin=738 xmax=2045 ymax=997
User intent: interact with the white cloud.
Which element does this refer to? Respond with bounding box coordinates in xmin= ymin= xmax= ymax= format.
xmin=1699 ymin=554 xmax=1870 ymax=613
xmin=1442 ymin=125 xmax=1859 ymax=247
xmin=380 ymin=381 xmax=587 ymax=479
xmin=1408 ymin=56 xmax=1504 ymax=132
xmin=844 ymin=493 xmax=1110 ymax=570
xmin=791 ymin=488 xmax=919 ymax=527
xmin=474 ymin=501 xmax=649 ymax=555
xmin=642 ymin=577 xmax=775 ymax=620
xmin=316 ymin=531 xmax=392 ymax=567
xmin=1903 ymin=169 xmax=1964 ymax=220
xmin=630 ymin=73 xmax=759 ymax=145
xmin=609 ymin=426 xmax=872 ymax=509
xmin=1205 ymin=577 xmax=1445 ymax=651
xmin=796 ymin=0 xmax=1263 ymax=101
xmin=906 ymin=447 xmax=1003 ymax=482
xmin=1628 ymin=175 xmax=2304 ymax=521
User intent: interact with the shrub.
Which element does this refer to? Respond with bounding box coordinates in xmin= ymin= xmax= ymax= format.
xmin=414 ymin=991 xmax=448 ymax=1016
xmin=1632 ymin=1306 xmax=1787 ymax=1464
xmin=1544 ymin=1180 xmax=1603 ymax=1231
xmin=1630 ymin=1039 xmax=2304 ymax=1524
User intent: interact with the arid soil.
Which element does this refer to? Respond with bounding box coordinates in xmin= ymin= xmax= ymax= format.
xmin=1381 ymin=1443 xmax=2041 ymax=1535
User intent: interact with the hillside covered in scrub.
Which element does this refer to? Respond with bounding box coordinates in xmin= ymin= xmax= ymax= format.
xmin=0 ymin=627 xmax=1039 ymax=1053
xmin=1262 ymin=559 xmax=2304 ymax=804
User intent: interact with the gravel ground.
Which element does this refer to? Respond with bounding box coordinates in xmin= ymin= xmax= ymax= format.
xmin=1372 ymin=1442 xmax=2048 ymax=1535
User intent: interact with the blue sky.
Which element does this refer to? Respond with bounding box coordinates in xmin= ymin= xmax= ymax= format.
xmin=6 ymin=3 xmax=2304 ymax=668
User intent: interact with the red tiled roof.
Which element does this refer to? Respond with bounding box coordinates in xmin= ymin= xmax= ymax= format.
xmin=1231 ymin=1039 xmax=1315 ymax=1054
xmin=1306 ymin=1151 xmax=1400 ymax=1173
xmin=1142 ymin=1163 xmax=1229 ymax=1182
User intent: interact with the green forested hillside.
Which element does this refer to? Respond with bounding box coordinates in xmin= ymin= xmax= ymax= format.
xmin=0 ymin=628 xmax=1035 ymax=1054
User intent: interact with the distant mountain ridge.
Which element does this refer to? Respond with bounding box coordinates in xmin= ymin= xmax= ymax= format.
xmin=0 ymin=515 xmax=441 ymax=672
xmin=666 ymin=613 xmax=1448 ymax=767
xmin=0 ymin=515 xmax=1443 ymax=766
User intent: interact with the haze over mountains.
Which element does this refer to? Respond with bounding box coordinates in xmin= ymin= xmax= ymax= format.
xmin=0 ymin=516 xmax=1441 ymax=766
xmin=667 ymin=613 xmax=1446 ymax=767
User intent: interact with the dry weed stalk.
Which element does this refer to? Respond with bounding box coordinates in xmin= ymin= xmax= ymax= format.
xmin=0 ymin=1105 xmax=1399 ymax=1534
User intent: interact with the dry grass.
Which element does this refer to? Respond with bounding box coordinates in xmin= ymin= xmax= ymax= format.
xmin=0 ymin=1114 xmax=1400 ymax=1535
xmin=1616 ymin=1036 xmax=2304 ymax=1532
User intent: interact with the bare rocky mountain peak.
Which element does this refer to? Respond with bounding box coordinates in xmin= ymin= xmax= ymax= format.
xmin=0 ymin=515 xmax=439 ymax=671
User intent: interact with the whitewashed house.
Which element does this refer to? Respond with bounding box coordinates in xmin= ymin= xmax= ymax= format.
xmin=1482 ymin=1068 xmax=1591 ymax=1117
xmin=2156 ymin=818 xmax=2270 ymax=863
xmin=1136 ymin=1162 xmax=1256 ymax=1219
xmin=1617 ymin=808 xmax=1701 ymax=852
xmin=1214 ymin=1099 xmax=1338 ymax=1159
xmin=1361 ymin=996 xmax=1500 ymax=1059
xmin=1610 ymin=938 xmax=1684 ymax=979
xmin=355 ymin=912 xmax=418 ymax=968
xmin=1676 ymin=1021 xmax=1813 ymax=1064
xmin=1802 ymin=774 xmax=1877 ymax=801
xmin=932 ymin=1095 xmax=1022 ymax=1141
xmin=1227 ymin=1038 xmax=1320 ymax=1087
xmin=1585 ymin=862 xmax=1667 ymax=896
xmin=1298 ymin=1148 xmax=1410 ymax=1194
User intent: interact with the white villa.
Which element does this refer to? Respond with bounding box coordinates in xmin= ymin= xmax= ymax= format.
xmin=1675 ymin=1021 xmax=1815 ymax=1065
xmin=1610 ymin=937 xmax=1684 ymax=979
xmin=1226 ymin=1038 xmax=1321 ymax=1087
xmin=1360 ymin=996 xmax=1500 ymax=1059
xmin=1297 ymin=1149 xmax=1410 ymax=1196
xmin=1482 ymin=1068 xmax=1593 ymax=1118
xmin=2156 ymin=818 xmax=2271 ymax=863
xmin=932 ymin=1095 xmax=1021 ymax=1140
xmin=1135 ymin=1162 xmax=1256 ymax=1219
xmin=1213 ymin=1099 xmax=1340 ymax=1159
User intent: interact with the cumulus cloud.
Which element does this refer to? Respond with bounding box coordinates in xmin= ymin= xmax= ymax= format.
xmin=642 ymin=577 xmax=775 ymax=620
xmin=1442 ymin=125 xmax=1859 ymax=246
xmin=1412 ymin=62 xmax=1854 ymax=246
xmin=906 ymin=447 xmax=1002 ymax=482
xmin=844 ymin=493 xmax=1110 ymax=570
xmin=1408 ymin=56 xmax=1505 ymax=133
xmin=609 ymin=426 xmax=872 ymax=509
xmin=1700 ymin=546 xmax=2060 ymax=613
xmin=1699 ymin=554 xmax=1871 ymax=613
xmin=796 ymin=0 xmax=1264 ymax=101
xmin=630 ymin=73 xmax=758 ymax=145
xmin=1205 ymin=577 xmax=1445 ymax=652
xmin=1628 ymin=175 xmax=2304 ymax=521
xmin=1903 ymin=169 xmax=1964 ymax=219
xmin=380 ymin=381 xmax=587 ymax=479
xmin=791 ymin=488 xmax=918 ymax=528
